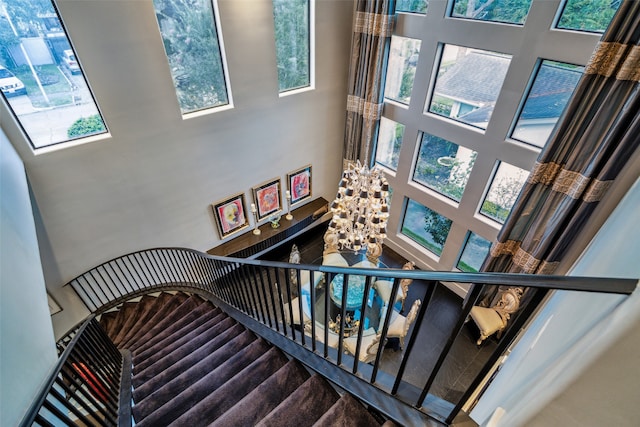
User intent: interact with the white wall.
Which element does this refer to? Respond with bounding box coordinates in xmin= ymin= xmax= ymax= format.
xmin=0 ymin=130 xmax=57 ymax=427
xmin=1 ymin=0 xmax=354 ymax=336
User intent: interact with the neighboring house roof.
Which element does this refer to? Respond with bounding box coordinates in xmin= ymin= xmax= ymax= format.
xmin=518 ymin=63 xmax=582 ymax=120
xmin=435 ymin=50 xmax=510 ymax=104
xmin=443 ymin=57 xmax=583 ymax=124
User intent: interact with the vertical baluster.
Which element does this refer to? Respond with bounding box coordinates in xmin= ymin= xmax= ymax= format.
xmin=115 ymin=257 xmax=141 ymax=294
xmin=130 ymin=253 xmax=153 ymax=289
xmin=323 ymin=272 xmax=334 ymax=358
xmin=416 ymin=282 xmax=484 ymax=408
xmin=70 ymin=278 xmax=98 ymax=312
xmin=266 ymin=267 xmax=283 ymax=333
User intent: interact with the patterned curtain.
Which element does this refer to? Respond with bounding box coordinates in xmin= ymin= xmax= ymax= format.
xmin=479 ymin=0 xmax=640 ymax=305
xmin=343 ymin=0 xmax=396 ymax=168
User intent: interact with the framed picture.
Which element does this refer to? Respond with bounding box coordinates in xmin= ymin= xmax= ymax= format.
xmin=287 ymin=164 xmax=312 ymax=205
xmin=212 ymin=192 xmax=249 ymax=239
xmin=252 ymin=178 xmax=282 ymax=220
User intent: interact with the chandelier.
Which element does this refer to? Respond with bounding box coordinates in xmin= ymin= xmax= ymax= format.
xmin=325 ymin=162 xmax=390 ymax=255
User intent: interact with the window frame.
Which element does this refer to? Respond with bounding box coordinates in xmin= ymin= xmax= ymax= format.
xmin=378 ymin=1 xmax=605 ymax=286
xmin=274 ymin=0 xmax=315 ymax=97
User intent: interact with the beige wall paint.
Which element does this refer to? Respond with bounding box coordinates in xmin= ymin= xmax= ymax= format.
xmin=1 ymin=0 xmax=354 ymax=336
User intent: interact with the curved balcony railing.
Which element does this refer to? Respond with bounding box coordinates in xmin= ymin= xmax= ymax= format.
xmin=63 ymin=247 xmax=636 ymax=426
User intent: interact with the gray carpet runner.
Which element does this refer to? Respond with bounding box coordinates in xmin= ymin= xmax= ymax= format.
xmin=100 ymin=291 xmax=388 ymax=426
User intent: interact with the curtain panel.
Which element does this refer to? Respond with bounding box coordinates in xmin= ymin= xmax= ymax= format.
xmin=476 ymin=0 xmax=640 ymax=312
xmin=343 ymin=0 xmax=396 ymax=169
xmin=482 ymin=0 xmax=640 ymax=277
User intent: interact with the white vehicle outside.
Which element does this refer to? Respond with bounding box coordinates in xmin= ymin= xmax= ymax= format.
xmin=0 ymin=66 xmax=27 ymax=97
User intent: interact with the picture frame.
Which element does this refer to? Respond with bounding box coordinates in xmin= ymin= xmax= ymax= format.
xmin=287 ymin=164 xmax=312 ymax=206
xmin=252 ymin=178 xmax=282 ymax=220
xmin=212 ymin=192 xmax=249 ymax=239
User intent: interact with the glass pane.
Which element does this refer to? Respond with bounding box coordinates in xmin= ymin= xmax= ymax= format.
xmin=396 ymin=0 xmax=428 ymax=14
xmin=375 ymin=117 xmax=405 ymax=171
xmin=457 ymin=232 xmax=492 ymax=272
xmin=384 ymin=36 xmax=421 ymax=105
xmin=413 ymin=132 xmax=477 ymax=202
xmin=557 ymin=0 xmax=620 ymax=33
xmin=273 ymin=0 xmax=310 ymax=92
xmin=427 ymin=45 xmax=511 ymax=130
xmin=451 ymin=0 xmax=532 ymax=25
xmin=0 ymin=1 xmax=106 ymax=149
xmin=512 ymin=60 xmax=584 ymax=148
xmin=401 ymin=199 xmax=452 ymax=256
xmin=153 ymin=0 xmax=228 ymax=114
xmin=480 ymin=162 xmax=529 ymax=224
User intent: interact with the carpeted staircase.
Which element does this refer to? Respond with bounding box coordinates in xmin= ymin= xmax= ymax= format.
xmin=99 ymin=291 xmax=392 ymax=426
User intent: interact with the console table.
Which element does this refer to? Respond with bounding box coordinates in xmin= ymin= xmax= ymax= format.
xmin=207 ymin=197 xmax=329 ymax=258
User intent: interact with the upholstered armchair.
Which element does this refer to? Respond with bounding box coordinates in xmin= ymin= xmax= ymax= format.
xmin=283 ymin=296 xmax=309 ymax=327
xmin=373 ymin=261 xmax=415 ymax=311
xmin=383 ymin=298 xmax=421 ymax=349
xmin=469 ymin=287 xmax=523 ymax=345
xmin=304 ymin=322 xmax=340 ymax=349
xmin=343 ymin=329 xmax=382 ymax=364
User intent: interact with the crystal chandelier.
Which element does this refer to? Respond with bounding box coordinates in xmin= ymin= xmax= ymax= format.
xmin=325 ymin=162 xmax=390 ymax=255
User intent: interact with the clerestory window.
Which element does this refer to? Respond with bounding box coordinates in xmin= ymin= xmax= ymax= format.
xmin=0 ymin=0 xmax=107 ymax=151
xmin=272 ymin=0 xmax=313 ymax=94
xmin=152 ymin=0 xmax=231 ymax=115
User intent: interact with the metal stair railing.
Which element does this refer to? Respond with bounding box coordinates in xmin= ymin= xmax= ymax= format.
xmin=62 ymin=247 xmax=636 ymax=426
xmin=20 ymin=316 xmax=123 ymax=427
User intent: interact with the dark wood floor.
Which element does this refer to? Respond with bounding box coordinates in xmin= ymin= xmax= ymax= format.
xmin=259 ymin=224 xmax=498 ymax=405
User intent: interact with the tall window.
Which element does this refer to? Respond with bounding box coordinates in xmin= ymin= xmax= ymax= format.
xmin=413 ymin=132 xmax=477 ymax=203
xmin=375 ymin=117 xmax=404 ymax=171
xmin=272 ymin=0 xmax=312 ymax=93
xmin=0 ymin=0 xmax=106 ymax=150
xmin=385 ymin=36 xmax=421 ymax=105
xmin=451 ymin=0 xmax=533 ymax=25
xmin=153 ymin=0 xmax=230 ymax=114
xmin=383 ymin=1 xmax=616 ymax=275
xmin=402 ymin=199 xmax=452 ymax=257
xmin=511 ymin=60 xmax=584 ymax=148
xmin=427 ymin=45 xmax=512 ymax=130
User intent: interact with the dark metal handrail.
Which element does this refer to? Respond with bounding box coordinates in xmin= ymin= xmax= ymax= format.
xmin=62 ymin=247 xmax=636 ymax=426
xmin=20 ymin=316 xmax=123 ymax=427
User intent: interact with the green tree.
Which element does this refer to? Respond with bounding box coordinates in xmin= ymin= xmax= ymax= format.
xmin=396 ymin=0 xmax=428 ymax=14
xmin=67 ymin=115 xmax=106 ymax=138
xmin=453 ymin=0 xmax=532 ymax=24
xmin=557 ymin=0 xmax=618 ymax=32
xmin=273 ymin=0 xmax=309 ymax=91
xmin=153 ymin=0 xmax=227 ymax=112
xmin=424 ymin=209 xmax=452 ymax=247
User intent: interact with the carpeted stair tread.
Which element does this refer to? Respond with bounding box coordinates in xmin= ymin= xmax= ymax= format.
xmin=166 ymin=346 xmax=290 ymax=426
xmin=112 ymin=295 xmax=157 ymax=345
xmin=256 ymin=374 xmax=340 ymax=427
xmin=134 ymin=338 xmax=274 ymax=426
xmin=120 ymin=292 xmax=189 ymax=350
xmin=98 ymin=311 xmax=118 ymax=337
xmin=133 ymin=325 xmax=254 ymax=403
xmin=128 ymin=295 xmax=212 ymax=353
xmin=106 ymin=302 xmax=139 ymax=342
xmin=132 ymin=308 xmax=225 ymax=368
xmin=123 ymin=292 xmax=188 ymax=345
xmin=132 ymin=310 xmax=229 ymax=373
xmin=118 ymin=292 xmax=176 ymax=348
xmin=313 ymin=393 xmax=380 ymax=427
xmin=132 ymin=303 xmax=222 ymax=361
xmin=100 ymin=291 xmax=389 ymax=426
xmin=208 ymin=359 xmax=311 ymax=427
